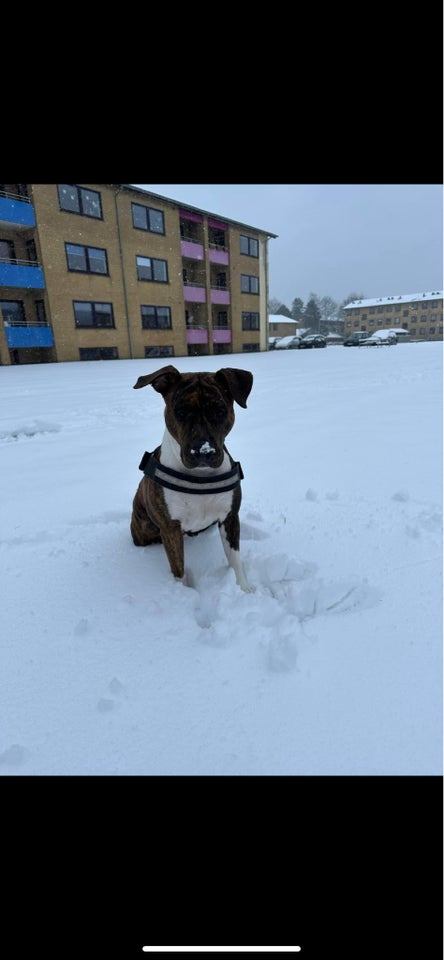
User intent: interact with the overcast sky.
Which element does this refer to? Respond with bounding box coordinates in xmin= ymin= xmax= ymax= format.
xmin=133 ymin=183 xmax=443 ymax=309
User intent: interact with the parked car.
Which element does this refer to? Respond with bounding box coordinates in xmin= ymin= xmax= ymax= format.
xmin=299 ymin=335 xmax=327 ymax=349
xmin=268 ymin=337 xmax=282 ymax=350
xmin=275 ymin=335 xmax=302 ymax=350
xmin=343 ymin=331 xmax=369 ymax=346
xmin=360 ymin=332 xmax=397 ymax=346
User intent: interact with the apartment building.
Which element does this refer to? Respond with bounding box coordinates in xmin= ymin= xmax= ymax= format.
xmin=343 ymin=292 xmax=443 ymax=341
xmin=0 ymin=184 xmax=277 ymax=365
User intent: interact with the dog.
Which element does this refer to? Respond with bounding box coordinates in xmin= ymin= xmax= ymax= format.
xmin=130 ymin=364 xmax=253 ymax=592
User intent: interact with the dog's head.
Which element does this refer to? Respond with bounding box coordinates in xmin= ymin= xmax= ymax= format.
xmin=134 ymin=365 xmax=253 ymax=468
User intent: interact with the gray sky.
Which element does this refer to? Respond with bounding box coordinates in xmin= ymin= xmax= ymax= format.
xmin=133 ymin=183 xmax=443 ymax=309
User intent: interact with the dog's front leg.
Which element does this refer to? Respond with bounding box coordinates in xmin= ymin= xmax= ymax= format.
xmin=219 ymin=512 xmax=254 ymax=593
xmin=158 ymin=519 xmax=186 ymax=582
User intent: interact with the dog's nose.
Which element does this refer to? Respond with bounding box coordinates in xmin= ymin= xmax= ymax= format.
xmin=189 ymin=438 xmax=217 ymax=463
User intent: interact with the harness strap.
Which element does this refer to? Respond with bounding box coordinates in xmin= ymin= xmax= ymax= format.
xmin=138 ymin=451 xmax=243 ymax=495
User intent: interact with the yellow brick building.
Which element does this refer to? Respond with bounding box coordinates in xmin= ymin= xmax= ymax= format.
xmin=0 ymin=183 xmax=277 ymax=364
xmin=343 ymin=292 xmax=443 ymax=341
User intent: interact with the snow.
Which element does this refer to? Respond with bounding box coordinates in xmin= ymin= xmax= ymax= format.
xmin=346 ymin=290 xmax=443 ymax=308
xmin=0 ymin=344 xmax=442 ymax=775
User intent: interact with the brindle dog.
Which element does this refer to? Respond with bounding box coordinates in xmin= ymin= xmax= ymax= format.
xmin=130 ymin=365 xmax=254 ymax=591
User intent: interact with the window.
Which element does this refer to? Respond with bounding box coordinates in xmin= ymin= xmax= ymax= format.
xmin=421 ymin=316 xmax=426 ymax=323
xmin=370 ymin=307 xmax=375 ymax=314
xmin=215 ymin=272 xmax=227 ymax=288
xmin=0 ymin=238 xmax=15 ymax=261
xmin=419 ymin=328 xmax=426 ymax=335
xmin=346 ymin=321 xmax=352 ymax=328
xmin=410 ymin=329 xmax=416 ymax=336
xmin=141 ymin=305 xmax=172 ymax=329
xmin=66 ymin=243 xmax=108 ymax=274
xmin=378 ymin=306 xmax=383 ymax=313
xmin=403 ymin=310 xmax=409 ymax=317
xmin=393 ymin=317 xmax=400 ymax=324
xmin=216 ymin=311 xmax=228 ymax=327
xmin=79 ymin=347 xmax=118 ymax=360
xmin=429 ymin=327 xmax=435 ymax=334
xmin=386 ymin=305 xmax=392 ymax=312
xmin=377 ymin=319 xmax=383 ymax=326
xmin=242 ymin=311 xmax=260 ymax=330
xmin=431 ymin=314 xmax=436 ymax=322
xmin=0 ymin=299 xmax=25 ymax=324
xmin=242 ymin=343 xmax=260 ymax=351
xmin=369 ymin=319 xmax=375 ymax=326
xmin=410 ymin=315 xmax=417 ymax=323
xmin=35 ymin=300 xmax=46 ymax=324
xmin=58 ymin=184 xmax=102 ymax=219
xmin=73 ymin=301 xmax=114 ymax=328
xmin=241 ymin=274 xmax=259 ymax=294
xmin=137 ymin=256 xmax=168 ymax=283
xmin=240 ymin=235 xmax=259 ymax=257
xmin=209 ymin=228 xmax=225 ymax=248
xmin=362 ymin=314 xmax=367 ymax=322
xmin=132 ymin=203 xmax=165 ymax=235
xmin=439 ymin=327 xmax=443 ymax=334
xmin=145 ymin=345 xmax=174 ymax=358
xmin=26 ymin=239 xmax=37 ymax=262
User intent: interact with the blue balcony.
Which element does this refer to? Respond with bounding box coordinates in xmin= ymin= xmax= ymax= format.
xmin=0 ymin=261 xmax=45 ymax=289
xmin=5 ymin=324 xmax=54 ymax=349
xmin=0 ymin=194 xmax=36 ymax=228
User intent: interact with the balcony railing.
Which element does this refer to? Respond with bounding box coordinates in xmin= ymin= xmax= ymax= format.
xmin=0 ymin=189 xmax=31 ymax=203
xmin=0 ymin=256 xmax=41 ymax=268
xmin=3 ymin=320 xmax=49 ymax=327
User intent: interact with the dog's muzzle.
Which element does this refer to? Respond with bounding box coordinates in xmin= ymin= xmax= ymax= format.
xmin=185 ymin=437 xmax=221 ymax=467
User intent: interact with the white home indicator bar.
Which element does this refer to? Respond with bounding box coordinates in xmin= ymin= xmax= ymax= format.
xmin=142 ymin=949 xmax=301 ymax=954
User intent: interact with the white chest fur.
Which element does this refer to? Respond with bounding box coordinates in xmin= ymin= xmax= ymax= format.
xmin=159 ymin=429 xmax=233 ymax=532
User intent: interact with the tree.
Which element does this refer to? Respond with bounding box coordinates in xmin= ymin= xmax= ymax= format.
xmin=268 ymin=297 xmax=282 ymax=315
xmin=303 ymin=295 xmax=322 ymax=332
xmin=291 ymin=297 xmax=304 ymax=322
xmin=276 ymin=303 xmax=292 ymax=317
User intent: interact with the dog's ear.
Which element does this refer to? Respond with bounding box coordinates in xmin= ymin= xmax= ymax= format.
xmin=215 ymin=368 xmax=253 ymax=408
xmin=133 ymin=365 xmax=181 ymax=396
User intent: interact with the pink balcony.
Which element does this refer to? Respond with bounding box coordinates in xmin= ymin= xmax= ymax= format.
xmin=186 ymin=328 xmax=208 ymax=344
xmin=213 ymin=329 xmax=231 ymax=344
xmin=209 ymin=247 xmax=229 ymax=265
xmin=181 ymin=239 xmax=204 ymax=260
xmin=184 ymin=285 xmax=206 ymax=303
xmin=211 ymin=288 xmax=230 ymax=305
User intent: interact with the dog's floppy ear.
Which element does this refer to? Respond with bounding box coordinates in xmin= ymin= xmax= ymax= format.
xmin=215 ymin=368 xmax=253 ymax=408
xmin=133 ymin=365 xmax=181 ymax=396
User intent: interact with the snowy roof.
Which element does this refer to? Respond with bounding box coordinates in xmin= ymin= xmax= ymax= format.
xmin=269 ymin=314 xmax=299 ymax=324
xmin=344 ymin=291 xmax=443 ymax=310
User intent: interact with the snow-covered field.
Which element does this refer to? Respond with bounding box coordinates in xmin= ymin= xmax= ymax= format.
xmin=0 ymin=343 xmax=442 ymax=775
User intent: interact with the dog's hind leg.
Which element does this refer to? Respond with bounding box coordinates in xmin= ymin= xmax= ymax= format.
xmin=130 ymin=482 xmax=162 ymax=547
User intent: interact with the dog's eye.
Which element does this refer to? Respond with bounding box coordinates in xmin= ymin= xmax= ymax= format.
xmin=206 ymin=402 xmax=226 ymax=422
xmin=174 ymin=402 xmax=189 ymax=421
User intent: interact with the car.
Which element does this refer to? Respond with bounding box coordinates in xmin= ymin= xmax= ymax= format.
xmin=343 ymin=331 xmax=369 ymax=346
xmin=299 ymin=335 xmax=327 ymax=349
xmin=360 ymin=332 xmax=397 ymax=346
xmin=268 ymin=337 xmax=282 ymax=350
xmin=274 ymin=335 xmax=302 ymax=350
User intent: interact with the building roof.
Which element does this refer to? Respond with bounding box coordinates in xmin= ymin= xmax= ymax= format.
xmin=122 ymin=184 xmax=278 ymax=239
xmin=344 ymin=291 xmax=443 ymax=310
xmin=269 ymin=314 xmax=298 ymax=324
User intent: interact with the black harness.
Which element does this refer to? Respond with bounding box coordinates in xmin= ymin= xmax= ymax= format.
xmin=138 ymin=450 xmax=244 ymax=495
